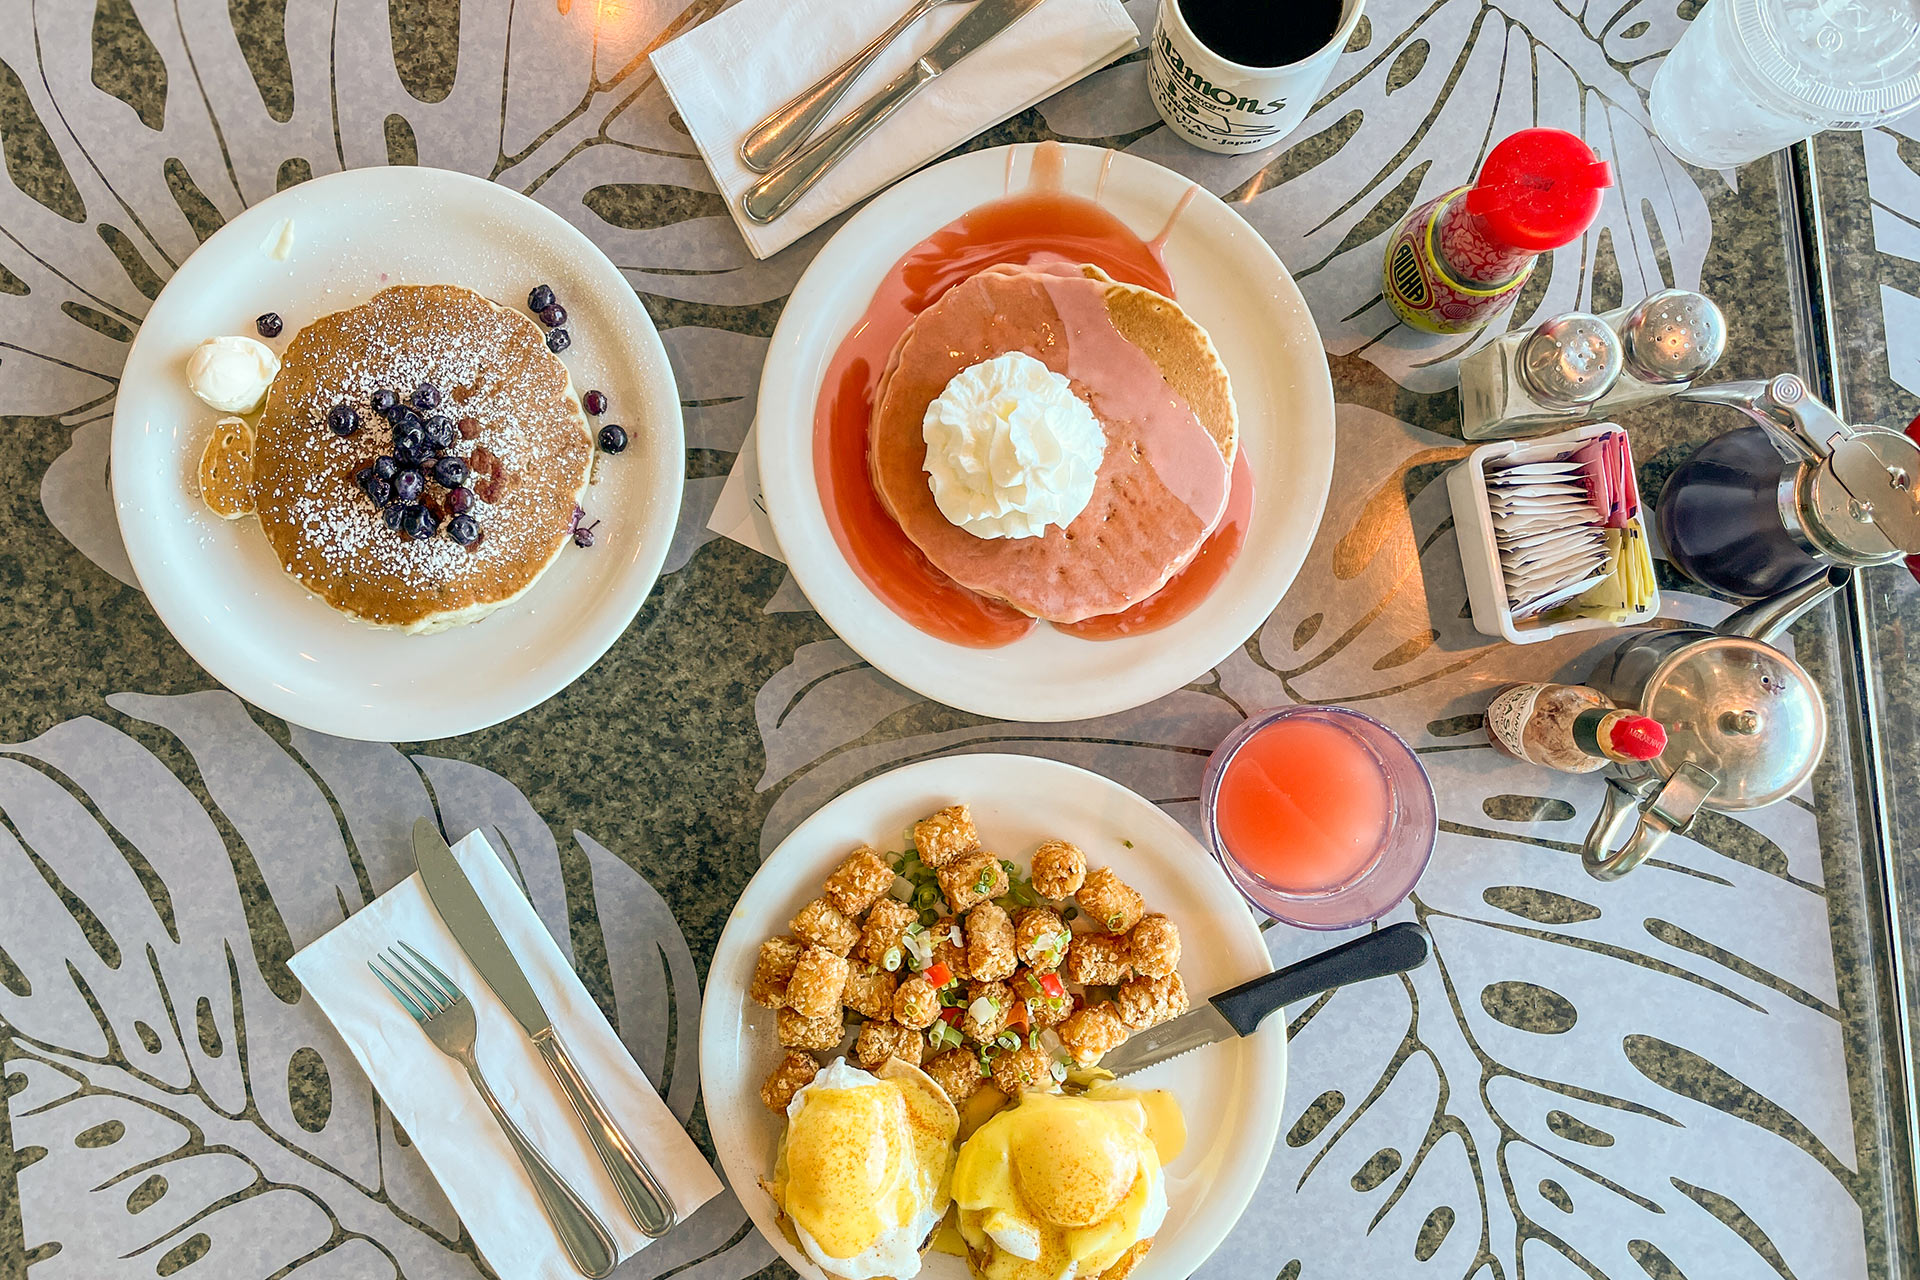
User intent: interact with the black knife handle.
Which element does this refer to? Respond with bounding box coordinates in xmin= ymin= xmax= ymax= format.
xmin=1210 ymin=921 xmax=1432 ymax=1037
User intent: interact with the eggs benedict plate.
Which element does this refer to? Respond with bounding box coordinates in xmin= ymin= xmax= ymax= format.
xmin=702 ymin=755 xmax=1286 ymax=1280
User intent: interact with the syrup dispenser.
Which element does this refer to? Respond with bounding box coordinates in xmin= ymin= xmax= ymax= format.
xmin=1656 ymin=373 xmax=1920 ymax=599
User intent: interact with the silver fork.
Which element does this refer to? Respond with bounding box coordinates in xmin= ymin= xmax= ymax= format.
xmin=738 ymin=0 xmax=968 ymax=172
xmin=371 ymin=943 xmax=618 ymax=1280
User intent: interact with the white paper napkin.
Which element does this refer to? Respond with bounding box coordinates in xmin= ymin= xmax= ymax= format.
xmin=289 ymin=831 xmax=722 ymax=1280
xmin=651 ymin=0 xmax=1141 ymax=259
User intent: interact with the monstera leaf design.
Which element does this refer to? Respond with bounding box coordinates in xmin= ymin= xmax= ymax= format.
xmin=0 ymin=690 xmax=765 ymax=1279
xmin=1865 ymin=121 xmax=1920 ymax=398
xmin=750 ymin=393 xmax=1870 ymax=1277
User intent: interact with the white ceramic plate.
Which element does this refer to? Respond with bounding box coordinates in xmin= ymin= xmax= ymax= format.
xmin=702 ymin=753 xmax=1285 ymax=1280
xmin=757 ymin=142 xmax=1335 ymax=722
xmin=112 ymin=167 xmax=684 ymax=740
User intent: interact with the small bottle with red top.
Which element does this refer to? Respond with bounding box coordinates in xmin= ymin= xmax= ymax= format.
xmin=1485 ymin=682 xmax=1666 ymax=775
xmin=1383 ymin=129 xmax=1614 ymax=335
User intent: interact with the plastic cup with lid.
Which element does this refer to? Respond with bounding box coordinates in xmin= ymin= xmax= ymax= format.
xmin=1648 ymin=0 xmax=1920 ymax=169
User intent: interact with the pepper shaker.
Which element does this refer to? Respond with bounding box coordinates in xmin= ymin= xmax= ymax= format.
xmin=1588 ymin=289 xmax=1726 ymax=415
xmin=1459 ymin=312 xmax=1624 ymax=439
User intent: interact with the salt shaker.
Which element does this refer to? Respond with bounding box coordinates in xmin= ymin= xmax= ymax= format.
xmin=1458 ymin=312 xmax=1624 ymax=439
xmin=1588 ymin=289 xmax=1726 ymax=415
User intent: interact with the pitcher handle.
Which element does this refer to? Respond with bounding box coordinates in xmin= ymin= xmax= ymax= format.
xmin=1582 ymin=764 xmax=1717 ymax=881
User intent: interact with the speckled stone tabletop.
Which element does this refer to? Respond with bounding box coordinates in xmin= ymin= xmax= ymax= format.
xmin=1 ymin=2 xmax=1916 ymax=1279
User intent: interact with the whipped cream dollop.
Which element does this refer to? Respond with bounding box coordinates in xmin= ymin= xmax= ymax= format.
xmin=186 ymin=335 xmax=280 ymax=413
xmin=921 ymin=351 xmax=1104 ymax=540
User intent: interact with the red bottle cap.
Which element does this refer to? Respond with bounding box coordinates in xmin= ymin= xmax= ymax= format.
xmin=1608 ymin=714 xmax=1667 ymax=762
xmin=1463 ymin=129 xmax=1613 ymax=253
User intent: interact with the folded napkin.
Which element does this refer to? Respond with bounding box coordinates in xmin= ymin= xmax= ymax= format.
xmin=652 ymin=0 xmax=1140 ymax=259
xmin=290 ymin=831 xmax=722 ymax=1280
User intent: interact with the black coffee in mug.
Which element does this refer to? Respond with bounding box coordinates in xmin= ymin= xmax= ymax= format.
xmin=1177 ymin=0 xmax=1346 ymax=67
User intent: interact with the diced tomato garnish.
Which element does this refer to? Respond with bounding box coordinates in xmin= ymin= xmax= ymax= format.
xmin=939 ymin=1006 xmax=964 ymax=1026
xmin=1038 ymin=972 xmax=1066 ymax=1000
xmin=1006 ymin=1002 xmax=1030 ymax=1031
xmin=923 ymin=962 xmax=952 ymax=988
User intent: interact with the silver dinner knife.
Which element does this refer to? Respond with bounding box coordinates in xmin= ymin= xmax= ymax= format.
xmin=413 ymin=818 xmax=677 ymax=1238
xmin=1098 ymin=922 xmax=1433 ymax=1077
xmin=741 ymin=0 xmax=1051 ymax=224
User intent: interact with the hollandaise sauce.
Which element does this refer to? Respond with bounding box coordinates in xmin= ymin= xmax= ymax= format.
xmin=951 ymin=1090 xmax=1183 ymax=1280
xmin=773 ymin=1060 xmax=959 ymax=1280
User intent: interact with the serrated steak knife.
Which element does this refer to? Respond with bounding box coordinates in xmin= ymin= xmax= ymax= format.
xmin=1099 ymin=921 xmax=1433 ymax=1077
xmin=414 ymin=818 xmax=675 ymax=1237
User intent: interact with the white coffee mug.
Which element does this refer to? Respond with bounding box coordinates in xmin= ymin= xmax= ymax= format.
xmin=1147 ymin=0 xmax=1365 ymax=154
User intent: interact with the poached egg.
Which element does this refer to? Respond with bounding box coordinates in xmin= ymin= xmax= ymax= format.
xmin=770 ymin=1058 xmax=959 ymax=1280
xmin=951 ymin=1088 xmax=1181 ymax=1280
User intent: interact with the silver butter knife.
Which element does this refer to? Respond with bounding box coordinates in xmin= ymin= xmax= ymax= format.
xmin=1098 ymin=922 xmax=1433 ymax=1077
xmin=740 ymin=0 xmax=970 ymax=173
xmin=742 ymin=0 xmax=1051 ymax=224
xmin=414 ymin=818 xmax=677 ymax=1237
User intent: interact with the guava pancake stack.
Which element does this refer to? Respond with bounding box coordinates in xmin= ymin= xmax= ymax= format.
xmin=868 ymin=262 xmax=1237 ymax=624
xmin=241 ymin=284 xmax=592 ymax=632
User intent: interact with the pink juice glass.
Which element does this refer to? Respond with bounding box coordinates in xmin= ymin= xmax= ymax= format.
xmin=1201 ymin=705 xmax=1438 ymax=929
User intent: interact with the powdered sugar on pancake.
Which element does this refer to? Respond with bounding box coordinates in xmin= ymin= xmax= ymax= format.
xmin=251 ymin=285 xmax=592 ymax=631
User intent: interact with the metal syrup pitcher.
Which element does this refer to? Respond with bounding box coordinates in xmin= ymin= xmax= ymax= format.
xmin=1579 ymin=567 xmax=1848 ymax=880
xmin=1656 ymin=373 xmax=1920 ymax=599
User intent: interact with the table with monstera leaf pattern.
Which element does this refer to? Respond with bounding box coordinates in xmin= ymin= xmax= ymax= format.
xmin=1 ymin=2 xmax=1917 ymax=1279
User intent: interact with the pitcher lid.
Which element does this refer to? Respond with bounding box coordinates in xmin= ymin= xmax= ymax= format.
xmin=1642 ymin=635 xmax=1825 ymax=809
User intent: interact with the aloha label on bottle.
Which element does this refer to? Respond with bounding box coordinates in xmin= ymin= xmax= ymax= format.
xmin=1383 ymin=189 xmax=1534 ymax=335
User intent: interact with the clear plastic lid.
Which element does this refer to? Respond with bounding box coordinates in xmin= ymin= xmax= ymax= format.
xmin=1736 ymin=0 xmax=1920 ymax=125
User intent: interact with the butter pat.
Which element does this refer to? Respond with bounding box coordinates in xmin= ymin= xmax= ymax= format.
xmin=259 ymin=217 xmax=296 ymax=261
xmin=922 ymin=352 xmax=1104 ymax=540
xmin=187 ymin=335 xmax=279 ymax=413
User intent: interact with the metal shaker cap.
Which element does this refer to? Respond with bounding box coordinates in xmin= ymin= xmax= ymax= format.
xmin=1621 ymin=289 xmax=1726 ymax=384
xmin=1519 ymin=313 xmax=1623 ymax=409
xmin=1806 ymin=428 xmax=1920 ymax=559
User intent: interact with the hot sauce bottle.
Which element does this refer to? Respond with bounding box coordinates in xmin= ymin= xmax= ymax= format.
xmin=1485 ymin=682 xmax=1666 ymax=775
xmin=1383 ymin=129 xmax=1613 ymax=335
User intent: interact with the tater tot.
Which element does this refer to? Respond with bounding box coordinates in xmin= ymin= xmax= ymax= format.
xmin=857 ymin=898 xmax=919 ymax=970
xmin=926 ymin=1047 xmax=986 ymax=1104
xmin=938 ymin=850 xmax=1010 ymax=914
xmin=1062 ymin=931 xmax=1132 ymax=987
xmin=991 ymin=1043 xmax=1058 ymax=1095
xmin=760 ymin=1051 xmax=818 ymax=1113
xmin=1030 ymin=839 xmax=1087 ymax=900
xmin=931 ymin=916 xmax=971 ymax=983
xmin=824 ymin=847 xmax=895 ymax=918
xmin=842 ymin=966 xmax=897 ymax=1021
xmin=791 ymin=896 xmax=859 ymax=955
xmin=777 ymin=1007 xmax=846 ymax=1051
xmin=786 ymin=946 xmax=850 ymax=1020
xmin=913 ymin=805 xmax=979 ymax=867
xmin=1115 ymin=972 xmax=1189 ymax=1030
xmin=1014 ymin=967 xmax=1076 ymax=1029
xmin=853 ymin=1021 xmax=925 ymax=1070
xmin=749 ymin=936 xmax=802 ymax=1009
xmin=1126 ymin=913 xmax=1182 ymax=978
xmin=966 ymin=902 xmax=1017 ymax=981
xmin=1014 ymin=907 xmax=1072 ymax=972
xmin=893 ymin=975 xmax=942 ymax=1030
xmin=1058 ymin=1001 xmax=1130 ymax=1066
xmin=963 ymin=979 xmax=1014 ymax=1042
xmin=1077 ymin=867 xmax=1145 ymax=934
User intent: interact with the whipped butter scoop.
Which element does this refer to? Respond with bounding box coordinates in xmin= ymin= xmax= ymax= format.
xmin=187 ymin=335 xmax=280 ymax=413
xmin=921 ymin=351 xmax=1104 ymax=540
